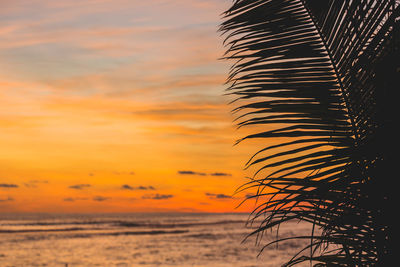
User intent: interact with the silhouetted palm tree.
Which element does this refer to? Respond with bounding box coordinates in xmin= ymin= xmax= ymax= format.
xmin=221 ymin=0 xmax=398 ymax=265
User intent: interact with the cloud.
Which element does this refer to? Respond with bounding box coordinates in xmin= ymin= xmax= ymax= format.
xmin=29 ymin=179 xmax=49 ymax=183
xmin=142 ymin=194 xmax=173 ymax=200
xmin=24 ymin=179 xmax=49 ymax=188
xmin=68 ymin=184 xmax=91 ymax=190
xmin=63 ymin=197 xmax=88 ymax=202
xmin=0 ymin=184 xmax=19 ymax=188
xmin=121 ymin=184 xmax=134 ymax=190
xmin=177 ymin=171 xmax=232 ymax=177
xmin=114 ymin=171 xmax=135 ymax=175
xmin=132 ymin=100 xmax=227 ymax=122
xmin=121 ymin=184 xmax=155 ymax=190
xmin=205 ymin=193 xmax=232 ymax=199
xmin=24 ymin=183 xmax=37 ymax=188
xmin=138 ymin=185 xmax=155 ymax=190
xmin=209 ymin=172 xmax=232 ymax=177
xmin=93 ymin=196 xmax=110 ymax=201
xmin=177 ymin=170 xmax=206 ymax=176
xmin=0 ymin=196 xmax=14 ymax=202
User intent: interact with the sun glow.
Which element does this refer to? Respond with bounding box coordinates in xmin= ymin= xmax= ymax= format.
xmin=0 ymin=0 xmax=260 ymax=213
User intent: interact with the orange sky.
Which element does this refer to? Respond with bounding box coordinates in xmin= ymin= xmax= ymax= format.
xmin=0 ymin=0 xmax=264 ymax=213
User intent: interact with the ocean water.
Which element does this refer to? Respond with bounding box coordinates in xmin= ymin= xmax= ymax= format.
xmin=0 ymin=213 xmax=313 ymax=266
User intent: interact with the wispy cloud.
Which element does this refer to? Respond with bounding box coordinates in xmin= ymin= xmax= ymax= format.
xmin=114 ymin=171 xmax=135 ymax=175
xmin=68 ymin=184 xmax=91 ymax=190
xmin=177 ymin=170 xmax=206 ymax=176
xmin=63 ymin=197 xmax=88 ymax=202
xmin=142 ymin=194 xmax=174 ymax=200
xmin=205 ymin=193 xmax=232 ymax=199
xmin=29 ymin=179 xmax=49 ymax=183
xmin=121 ymin=184 xmax=134 ymax=190
xmin=209 ymin=172 xmax=232 ymax=177
xmin=178 ymin=171 xmax=232 ymax=177
xmin=121 ymin=184 xmax=155 ymax=190
xmin=93 ymin=196 xmax=110 ymax=202
xmin=0 ymin=184 xmax=19 ymax=188
xmin=24 ymin=179 xmax=49 ymax=188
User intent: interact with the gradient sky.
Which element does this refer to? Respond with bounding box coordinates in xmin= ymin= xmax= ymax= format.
xmin=0 ymin=0 xmax=262 ymax=213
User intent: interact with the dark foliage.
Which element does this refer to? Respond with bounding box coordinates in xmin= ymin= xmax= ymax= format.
xmin=220 ymin=0 xmax=398 ymax=265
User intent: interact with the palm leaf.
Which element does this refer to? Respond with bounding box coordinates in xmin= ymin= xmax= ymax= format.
xmin=221 ymin=0 xmax=398 ymax=265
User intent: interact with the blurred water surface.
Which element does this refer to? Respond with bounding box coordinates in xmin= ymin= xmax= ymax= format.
xmin=0 ymin=213 xmax=312 ymax=266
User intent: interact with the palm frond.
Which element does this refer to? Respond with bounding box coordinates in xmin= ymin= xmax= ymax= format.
xmin=221 ymin=0 xmax=398 ymax=265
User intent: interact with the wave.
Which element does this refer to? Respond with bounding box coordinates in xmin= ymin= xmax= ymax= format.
xmin=7 ymin=229 xmax=190 ymax=243
xmin=0 ymin=219 xmax=246 ymax=229
xmin=0 ymin=227 xmax=88 ymax=234
xmin=67 ymin=229 xmax=189 ymax=239
xmin=0 ymin=226 xmax=192 ymax=235
xmin=0 ymin=220 xmax=125 ymax=227
xmin=101 ymin=230 xmax=189 ymax=236
xmin=116 ymin=220 xmax=246 ymax=228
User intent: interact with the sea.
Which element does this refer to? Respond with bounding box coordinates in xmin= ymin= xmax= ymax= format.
xmin=0 ymin=213 xmax=313 ymax=266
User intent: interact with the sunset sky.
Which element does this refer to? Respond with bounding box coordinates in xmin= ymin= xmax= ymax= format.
xmin=0 ymin=0 xmax=266 ymax=213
